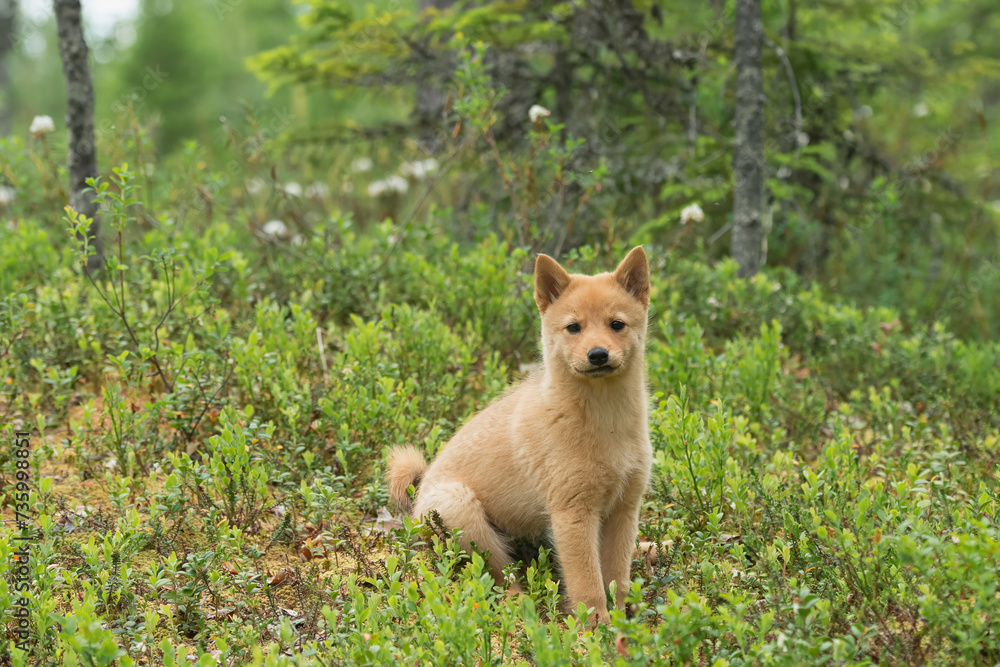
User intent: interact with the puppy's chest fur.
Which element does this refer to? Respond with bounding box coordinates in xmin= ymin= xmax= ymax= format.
xmin=539 ymin=411 xmax=649 ymax=501
xmin=493 ymin=381 xmax=651 ymax=533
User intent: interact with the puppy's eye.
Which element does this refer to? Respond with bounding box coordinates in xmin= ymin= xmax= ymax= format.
xmin=610 ymin=320 xmax=626 ymax=331
xmin=566 ymin=323 xmax=581 ymax=334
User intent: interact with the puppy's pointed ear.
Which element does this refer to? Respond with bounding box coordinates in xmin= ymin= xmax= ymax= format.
xmin=534 ymin=254 xmax=572 ymax=314
xmin=614 ymin=246 xmax=650 ymax=307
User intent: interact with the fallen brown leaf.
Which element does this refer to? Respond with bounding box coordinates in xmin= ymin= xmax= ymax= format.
xmin=268 ymin=569 xmax=291 ymax=586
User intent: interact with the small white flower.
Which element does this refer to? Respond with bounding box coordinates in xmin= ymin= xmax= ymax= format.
xmin=529 ymin=104 xmax=551 ymax=123
xmin=838 ymin=176 xmax=850 ymax=190
xmin=399 ymin=158 xmax=439 ymax=180
xmin=305 ymin=182 xmax=330 ymax=199
xmin=707 ymin=295 xmax=720 ymax=308
xmin=796 ymin=132 xmax=810 ymax=147
xmin=291 ymin=234 xmax=304 ymax=246
xmin=912 ymin=102 xmax=929 ymax=118
xmin=772 ymin=282 xmax=782 ymax=292
xmin=854 ymin=105 xmax=873 ymax=120
xmin=262 ymin=219 xmax=288 ymax=238
xmin=283 ymin=182 xmax=302 ymax=197
xmin=246 ymin=177 xmax=267 ymax=195
xmin=0 ymin=185 xmax=16 ymax=206
xmin=952 ymin=535 xmax=960 ymax=544
xmin=843 ymin=129 xmax=855 ymax=142
xmin=777 ymin=166 xmax=792 ymax=179
xmin=385 ymin=175 xmax=408 ymax=193
xmin=681 ymin=203 xmax=704 ymax=225
xmin=350 ymin=157 xmax=373 ymax=173
xmin=367 ymin=175 xmax=408 ymax=197
xmin=29 ymin=115 xmax=55 ymax=136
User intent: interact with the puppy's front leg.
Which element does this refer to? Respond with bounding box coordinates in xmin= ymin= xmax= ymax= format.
xmin=550 ymin=507 xmax=607 ymax=624
xmin=600 ymin=481 xmax=645 ymax=611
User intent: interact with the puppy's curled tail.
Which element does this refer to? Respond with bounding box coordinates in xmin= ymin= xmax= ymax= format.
xmin=387 ymin=445 xmax=426 ymax=515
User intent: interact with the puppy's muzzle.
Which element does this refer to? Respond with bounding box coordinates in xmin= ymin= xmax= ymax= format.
xmin=587 ymin=347 xmax=609 ymax=366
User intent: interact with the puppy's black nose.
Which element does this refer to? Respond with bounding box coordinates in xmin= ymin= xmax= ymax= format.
xmin=587 ymin=347 xmax=609 ymax=366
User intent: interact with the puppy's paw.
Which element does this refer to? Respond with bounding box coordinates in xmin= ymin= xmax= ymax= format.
xmin=504 ymin=580 xmax=524 ymax=600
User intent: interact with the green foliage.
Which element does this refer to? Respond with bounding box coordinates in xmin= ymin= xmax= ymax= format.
xmin=5 ymin=150 xmax=1000 ymax=660
xmin=158 ymin=408 xmax=273 ymax=531
xmin=2 ymin=12 xmax=1000 ymax=664
xmin=53 ymin=598 xmax=132 ymax=667
xmin=245 ymin=0 xmax=1000 ymax=341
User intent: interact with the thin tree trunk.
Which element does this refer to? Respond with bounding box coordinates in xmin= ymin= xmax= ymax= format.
xmin=0 ymin=0 xmax=15 ymax=136
xmin=553 ymin=45 xmax=572 ymax=136
xmin=414 ymin=0 xmax=454 ymax=153
xmin=732 ymin=0 xmax=765 ymax=277
xmin=55 ymin=0 xmax=103 ymax=273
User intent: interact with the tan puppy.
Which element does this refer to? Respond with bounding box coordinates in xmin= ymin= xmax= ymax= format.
xmin=387 ymin=247 xmax=652 ymax=624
